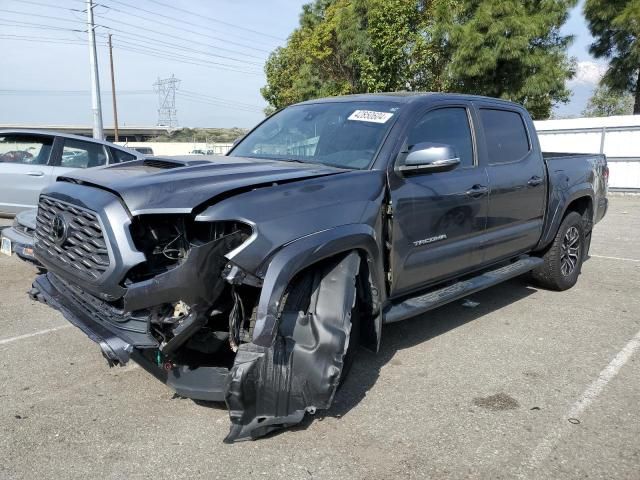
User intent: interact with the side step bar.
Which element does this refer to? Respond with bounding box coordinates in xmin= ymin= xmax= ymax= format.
xmin=383 ymin=255 xmax=543 ymax=324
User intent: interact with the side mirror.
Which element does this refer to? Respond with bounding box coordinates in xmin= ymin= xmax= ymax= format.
xmin=398 ymin=142 xmax=460 ymax=174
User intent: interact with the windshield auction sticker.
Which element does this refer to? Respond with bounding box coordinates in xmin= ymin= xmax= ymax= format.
xmin=348 ymin=110 xmax=394 ymax=123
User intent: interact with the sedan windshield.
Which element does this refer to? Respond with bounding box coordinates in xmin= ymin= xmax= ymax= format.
xmin=229 ymin=101 xmax=401 ymax=169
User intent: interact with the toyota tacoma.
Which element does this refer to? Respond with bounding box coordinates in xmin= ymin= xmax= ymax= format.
xmin=29 ymin=93 xmax=608 ymax=442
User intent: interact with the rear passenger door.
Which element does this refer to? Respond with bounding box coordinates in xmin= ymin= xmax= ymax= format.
xmin=474 ymin=104 xmax=546 ymax=265
xmin=52 ymin=138 xmax=109 ymax=178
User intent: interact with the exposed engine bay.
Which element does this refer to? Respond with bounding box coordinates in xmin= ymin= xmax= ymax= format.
xmin=30 ymin=186 xmax=370 ymax=442
xmin=126 ymin=215 xmax=260 ymax=360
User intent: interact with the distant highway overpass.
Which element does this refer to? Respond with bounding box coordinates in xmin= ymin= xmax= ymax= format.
xmin=0 ymin=124 xmax=179 ymax=142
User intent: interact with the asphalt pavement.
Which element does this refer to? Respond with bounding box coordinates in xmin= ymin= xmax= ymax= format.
xmin=0 ymin=196 xmax=639 ymax=479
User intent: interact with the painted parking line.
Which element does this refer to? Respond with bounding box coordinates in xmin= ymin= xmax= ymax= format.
xmin=590 ymin=254 xmax=640 ymax=263
xmin=520 ymin=327 xmax=640 ymax=476
xmin=0 ymin=325 xmax=72 ymax=346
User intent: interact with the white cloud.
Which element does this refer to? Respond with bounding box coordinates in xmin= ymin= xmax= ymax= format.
xmin=568 ymin=61 xmax=608 ymax=86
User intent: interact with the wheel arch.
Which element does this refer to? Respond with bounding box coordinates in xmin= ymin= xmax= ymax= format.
xmin=536 ymin=185 xmax=595 ymax=252
xmin=250 ymin=224 xmax=385 ymax=351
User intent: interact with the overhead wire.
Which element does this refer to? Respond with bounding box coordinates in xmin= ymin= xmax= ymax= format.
xmin=98 ymin=0 xmax=273 ymax=55
xmin=141 ymin=0 xmax=286 ymax=42
xmin=91 ymin=14 xmax=265 ymax=66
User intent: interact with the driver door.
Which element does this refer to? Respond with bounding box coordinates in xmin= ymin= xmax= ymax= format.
xmin=388 ymin=105 xmax=488 ymax=297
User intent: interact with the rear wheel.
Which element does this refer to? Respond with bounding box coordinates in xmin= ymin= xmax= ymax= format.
xmin=532 ymin=211 xmax=585 ymax=291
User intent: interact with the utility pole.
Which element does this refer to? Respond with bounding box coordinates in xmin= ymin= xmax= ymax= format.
xmin=108 ymin=34 xmax=119 ymax=142
xmin=86 ymin=0 xmax=104 ymax=140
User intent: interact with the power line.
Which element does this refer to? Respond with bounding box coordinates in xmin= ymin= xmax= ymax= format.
xmin=142 ymin=0 xmax=286 ymax=42
xmin=99 ymin=34 xmax=263 ymax=73
xmin=0 ymin=20 xmax=83 ymax=32
xmin=93 ymin=28 xmax=264 ymax=69
xmin=0 ymin=88 xmax=152 ymax=96
xmin=176 ymin=93 xmax=264 ymax=114
xmin=92 ymin=14 xmax=265 ymax=66
xmin=0 ymin=88 xmax=264 ymax=114
xmin=0 ymin=33 xmax=91 ymax=45
xmin=2 ymin=9 xmax=84 ymax=25
xmin=3 ymin=7 xmax=267 ymax=68
xmin=100 ymin=36 xmax=263 ymax=75
xmin=98 ymin=0 xmax=272 ymax=55
xmin=179 ymin=89 xmax=263 ymax=110
xmin=5 ymin=0 xmax=83 ymax=12
xmin=0 ymin=31 xmax=263 ymax=75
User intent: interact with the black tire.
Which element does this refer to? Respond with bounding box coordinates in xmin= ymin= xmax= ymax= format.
xmin=532 ymin=211 xmax=585 ymax=291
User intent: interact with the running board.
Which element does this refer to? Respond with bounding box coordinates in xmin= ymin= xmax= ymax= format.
xmin=383 ymin=256 xmax=543 ymax=324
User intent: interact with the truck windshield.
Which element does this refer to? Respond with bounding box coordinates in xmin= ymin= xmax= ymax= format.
xmin=229 ymin=101 xmax=401 ymax=169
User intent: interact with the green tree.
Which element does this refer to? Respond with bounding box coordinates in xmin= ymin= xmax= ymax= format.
xmin=584 ymin=0 xmax=640 ymax=114
xmin=583 ymin=83 xmax=635 ymax=117
xmin=446 ymin=0 xmax=577 ymax=119
xmin=262 ymin=0 xmax=577 ymax=119
xmin=261 ymin=0 xmax=453 ymax=109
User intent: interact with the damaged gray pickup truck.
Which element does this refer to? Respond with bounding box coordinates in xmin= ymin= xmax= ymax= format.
xmin=30 ymin=93 xmax=608 ymax=442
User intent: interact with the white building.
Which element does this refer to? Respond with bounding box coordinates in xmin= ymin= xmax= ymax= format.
xmin=535 ymin=115 xmax=640 ymax=191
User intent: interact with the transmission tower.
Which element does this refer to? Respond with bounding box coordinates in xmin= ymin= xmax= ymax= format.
xmin=153 ymin=74 xmax=180 ymax=127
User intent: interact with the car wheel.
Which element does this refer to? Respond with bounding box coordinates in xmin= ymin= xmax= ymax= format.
xmin=532 ymin=211 xmax=585 ymax=291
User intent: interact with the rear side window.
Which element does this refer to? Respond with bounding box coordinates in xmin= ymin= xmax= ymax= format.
xmin=480 ymin=109 xmax=530 ymax=164
xmin=111 ymin=148 xmax=136 ymax=163
xmin=0 ymin=134 xmax=53 ymax=165
xmin=61 ymin=139 xmax=108 ymax=168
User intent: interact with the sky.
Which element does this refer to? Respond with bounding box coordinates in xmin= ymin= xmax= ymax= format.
xmin=0 ymin=0 xmax=606 ymax=128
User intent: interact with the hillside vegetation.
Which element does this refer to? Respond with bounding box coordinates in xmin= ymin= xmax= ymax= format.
xmin=152 ymin=127 xmax=248 ymax=143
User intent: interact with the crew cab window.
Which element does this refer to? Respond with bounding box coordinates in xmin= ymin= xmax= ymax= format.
xmin=110 ymin=147 xmax=136 ymax=163
xmin=0 ymin=134 xmax=53 ymax=165
xmin=407 ymin=107 xmax=474 ymax=167
xmin=480 ymin=109 xmax=530 ymax=164
xmin=61 ymin=139 xmax=108 ymax=168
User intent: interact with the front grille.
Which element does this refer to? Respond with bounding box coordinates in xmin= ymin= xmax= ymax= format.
xmin=35 ymin=196 xmax=110 ymax=280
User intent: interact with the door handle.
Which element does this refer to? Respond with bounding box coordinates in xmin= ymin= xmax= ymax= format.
xmin=26 ymin=171 xmax=44 ymax=177
xmin=465 ymin=184 xmax=489 ymax=198
xmin=527 ymin=176 xmax=543 ymax=187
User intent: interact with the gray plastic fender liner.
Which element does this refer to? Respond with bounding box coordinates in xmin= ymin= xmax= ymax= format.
xmin=224 ymin=251 xmax=360 ymax=442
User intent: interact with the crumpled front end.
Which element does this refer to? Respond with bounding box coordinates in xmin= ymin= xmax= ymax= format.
xmin=31 ymin=180 xmax=364 ymax=442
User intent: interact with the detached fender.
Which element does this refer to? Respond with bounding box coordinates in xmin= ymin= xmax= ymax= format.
xmin=224 ymin=251 xmax=362 ymax=442
xmin=536 ymin=181 xmax=595 ymax=251
xmin=250 ymin=223 xmax=385 ymax=349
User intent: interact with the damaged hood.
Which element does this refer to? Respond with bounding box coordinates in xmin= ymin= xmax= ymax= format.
xmin=57 ymin=156 xmax=346 ymax=215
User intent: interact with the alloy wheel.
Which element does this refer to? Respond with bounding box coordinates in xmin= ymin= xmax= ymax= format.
xmin=560 ymin=226 xmax=580 ymax=276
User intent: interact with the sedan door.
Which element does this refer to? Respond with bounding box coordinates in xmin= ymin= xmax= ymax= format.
xmin=388 ymin=105 xmax=488 ymax=297
xmin=51 ymin=137 xmax=110 ymax=178
xmin=0 ymin=133 xmax=57 ymax=215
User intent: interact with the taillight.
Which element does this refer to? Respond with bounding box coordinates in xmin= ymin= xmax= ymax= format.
xmin=603 ymin=165 xmax=609 ymax=185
